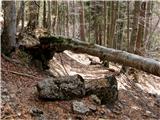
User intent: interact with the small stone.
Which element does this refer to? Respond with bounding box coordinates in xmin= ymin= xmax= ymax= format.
xmin=30 ymin=107 xmax=43 ymax=117
xmin=91 ymin=95 xmax=101 ymax=105
xmin=72 ymin=101 xmax=90 ymax=114
xmin=88 ymin=104 xmax=97 ymax=112
xmin=17 ymin=112 xmax=21 ymax=116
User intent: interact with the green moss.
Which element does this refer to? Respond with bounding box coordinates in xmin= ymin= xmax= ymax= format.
xmin=39 ymin=36 xmax=65 ymax=44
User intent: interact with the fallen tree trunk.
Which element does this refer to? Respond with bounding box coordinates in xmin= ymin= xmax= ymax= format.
xmin=37 ymin=75 xmax=85 ymax=100
xmin=38 ymin=36 xmax=160 ymax=77
xmin=36 ymin=74 xmax=118 ymax=104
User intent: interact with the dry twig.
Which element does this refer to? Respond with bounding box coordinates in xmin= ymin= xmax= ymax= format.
xmin=1 ymin=69 xmax=43 ymax=80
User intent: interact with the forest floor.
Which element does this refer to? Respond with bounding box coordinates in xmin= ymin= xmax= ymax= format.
xmin=1 ymin=50 xmax=160 ymax=120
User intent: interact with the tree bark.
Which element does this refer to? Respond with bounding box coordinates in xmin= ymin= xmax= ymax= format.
xmin=79 ymin=1 xmax=85 ymax=41
xmin=38 ymin=36 xmax=160 ymax=77
xmin=43 ymin=0 xmax=46 ymax=28
xmin=2 ymin=1 xmax=16 ymax=55
xmin=38 ymin=1 xmax=43 ymax=28
xmin=47 ymin=0 xmax=51 ymax=34
xmin=107 ymin=1 xmax=112 ymax=48
xmin=136 ymin=2 xmax=146 ymax=54
xmin=72 ymin=0 xmax=75 ymax=38
xmin=66 ymin=0 xmax=69 ymax=37
xmin=16 ymin=1 xmax=25 ymax=28
xmin=103 ymin=1 xmax=107 ymax=46
xmin=37 ymin=74 xmax=118 ymax=104
xmin=144 ymin=1 xmax=151 ymax=50
xmin=27 ymin=1 xmax=39 ymax=30
xmin=129 ymin=1 xmax=141 ymax=53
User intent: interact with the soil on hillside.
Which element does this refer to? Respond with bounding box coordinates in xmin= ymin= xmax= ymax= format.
xmin=1 ymin=50 xmax=160 ymax=120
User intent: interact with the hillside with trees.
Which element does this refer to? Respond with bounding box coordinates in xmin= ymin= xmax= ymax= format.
xmin=1 ymin=1 xmax=160 ymax=120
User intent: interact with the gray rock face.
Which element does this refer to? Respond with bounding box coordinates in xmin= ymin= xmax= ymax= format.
xmin=37 ymin=75 xmax=85 ymax=100
xmin=72 ymin=101 xmax=90 ymax=114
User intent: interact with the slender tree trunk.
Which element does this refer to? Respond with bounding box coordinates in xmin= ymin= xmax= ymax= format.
xmin=127 ymin=1 xmax=130 ymax=49
xmin=27 ymin=1 xmax=39 ymax=30
xmin=88 ymin=1 xmax=91 ymax=42
xmin=43 ymin=1 xmax=46 ymax=28
xmin=72 ymin=0 xmax=75 ymax=38
xmin=47 ymin=0 xmax=51 ymax=34
xmin=66 ymin=0 xmax=69 ymax=37
xmin=117 ymin=2 xmax=124 ymax=50
xmin=107 ymin=1 xmax=112 ymax=48
xmin=112 ymin=1 xmax=119 ymax=49
xmin=129 ymin=1 xmax=141 ymax=53
xmin=99 ymin=24 xmax=102 ymax=45
xmin=2 ymin=1 xmax=16 ymax=55
xmin=103 ymin=1 xmax=107 ymax=46
xmin=63 ymin=2 xmax=66 ymax=36
xmin=38 ymin=1 xmax=43 ymax=28
xmin=16 ymin=1 xmax=24 ymax=28
xmin=136 ymin=2 xmax=146 ymax=55
xmin=144 ymin=1 xmax=151 ymax=50
xmin=56 ymin=2 xmax=59 ymax=35
xmin=21 ymin=2 xmax=25 ymax=31
xmin=79 ymin=1 xmax=85 ymax=41
xmin=52 ymin=1 xmax=58 ymax=35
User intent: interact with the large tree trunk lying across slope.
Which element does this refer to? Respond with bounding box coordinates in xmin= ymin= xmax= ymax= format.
xmin=38 ymin=36 xmax=160 ymax=77
xmin=37 ymin=75 xmax=118 ymax=104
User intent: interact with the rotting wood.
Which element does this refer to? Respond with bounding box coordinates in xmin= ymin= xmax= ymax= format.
xmin=37 ymin=74 xmax=118 ymax=104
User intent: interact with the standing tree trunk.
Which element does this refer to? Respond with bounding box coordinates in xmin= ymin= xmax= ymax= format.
xmin=38 ymin=1 xmax=44 ymax=28
xmin=107 ymin=1 xmax=112 ymax=48
xmin=88 ymin=1 xmax=91 ymax=42
xmin=66 ymin=0 xmax=69 ymax=37
xmin=16 ymin=1 xmax=25 ymax=28
xmin=2 ymin=1 xmax=16 ymax=55
xmin=21 ymin=1 xmax=25 ymax=31
xmin=136 ymin=2 xmax=146 ymax=55
xmin=129 ymin=1 xmax=141 ymax=53
xmin=144 ymin=1 xmax=151 ymax=51
xmin=127 ymin=1 xmax=130 ymax=49
xmin=103 ymin=1 xmax=107 ymax=46
xmin=79 ymin=1 xmax=85 ymax=41
xmin=27 ymin=1 xmax=39 ymax=30
xmin=116 ymin=2 xmax=124 ymax=50
xmin=111 ymin=1 xmax=119 ymax=49
xmin=52 ymin=1 xmax=58 ymax=35
xmin=43 ymin=0 xmax=46 ymax=28
xmin=47 ymin=0 xmax=51 ymax=34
